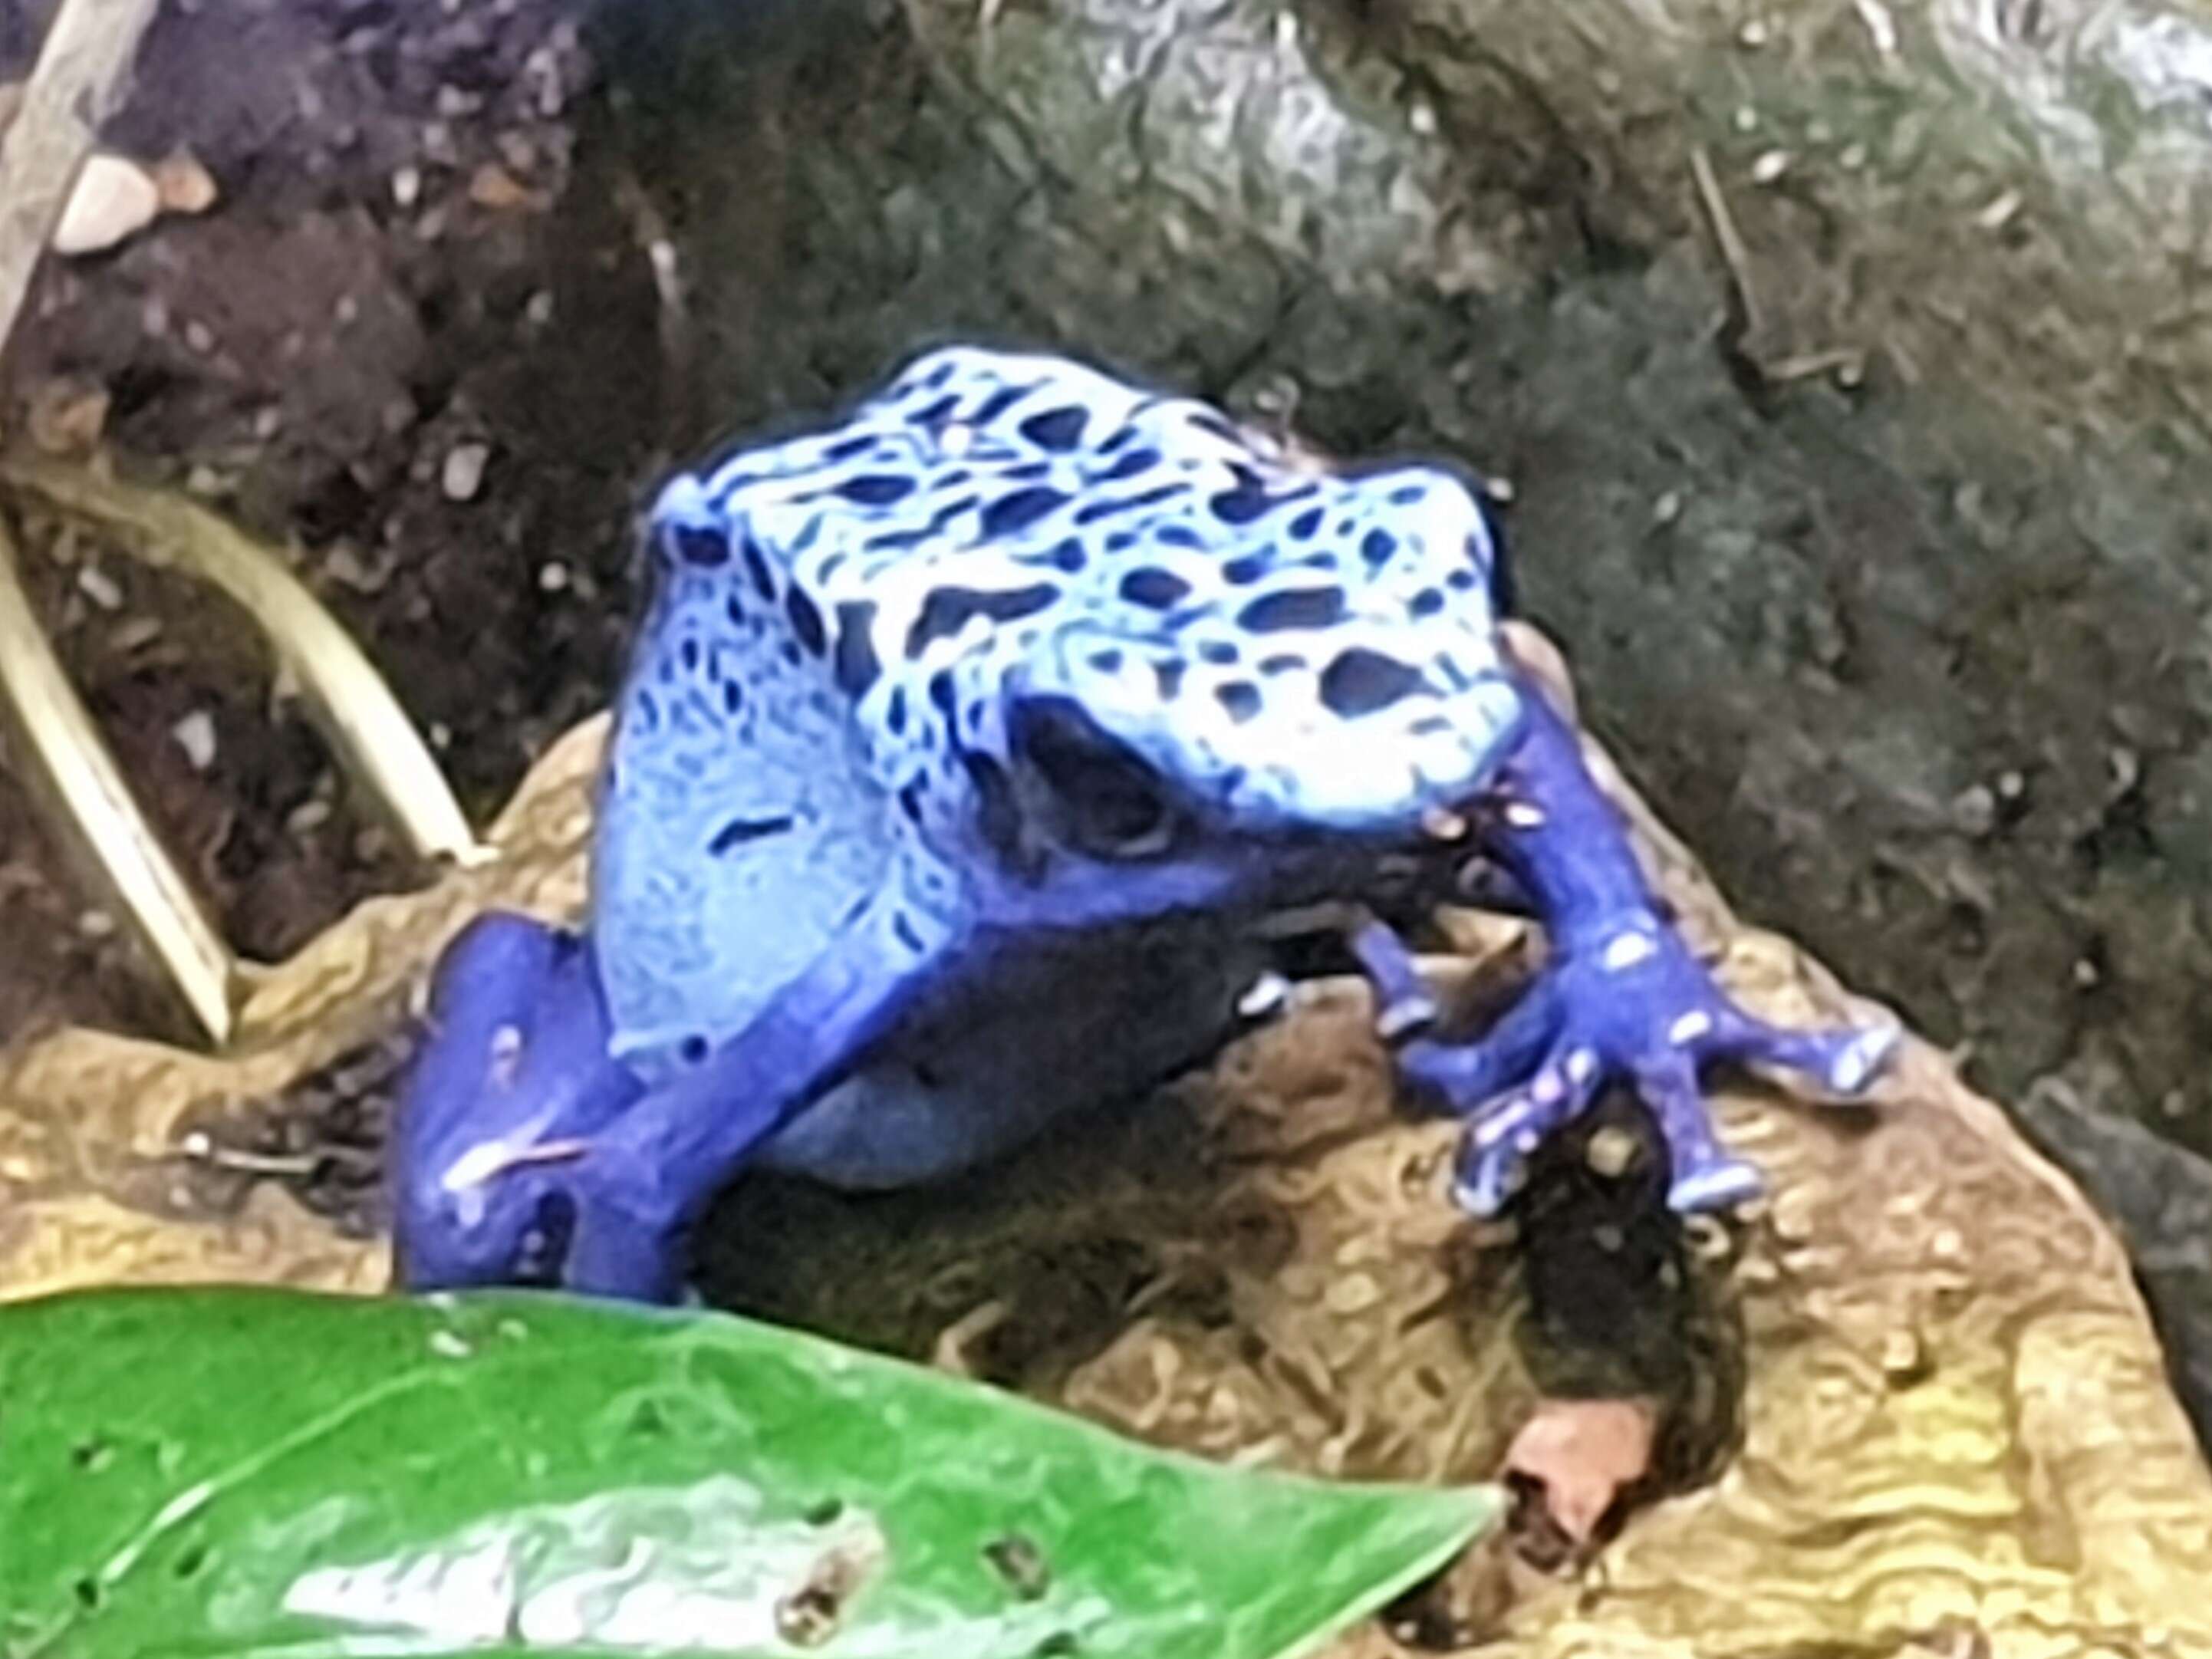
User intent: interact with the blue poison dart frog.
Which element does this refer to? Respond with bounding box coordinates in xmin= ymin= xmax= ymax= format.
xmin=389 ymin=344 xmax=1898 ymax=1302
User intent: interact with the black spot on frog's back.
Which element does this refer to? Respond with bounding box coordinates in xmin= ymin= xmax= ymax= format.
xmin=837 ymin=474 xmax=917 ymax=506
xmin=1019 ymin=406 xmax=1088 ymax=450
xmin=786 ymin=586 xmax=827 ymax=656
xmin=1319 ymin=647 xmax=1427 ymax=716
xmin=670 ymin=524 xmax=728 ymax=568
xmin=980 ymin=487 xmax=1069 ymax=538
xmin=905 ymin=584 xmax=1060 ymax=657
xmin=1118 ymin=568 xmax=1190 ymax=610
xmin=833 ymin=601 xmax=881 ymax=696
xmin=1239 ymin=587 xmax=1346 ymax=632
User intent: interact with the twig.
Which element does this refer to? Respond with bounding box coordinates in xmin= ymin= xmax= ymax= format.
xmin=0 ymin=0 xmax=164 ymax=373
xmin=1688 ymin=143 xmax=1763 ymax=343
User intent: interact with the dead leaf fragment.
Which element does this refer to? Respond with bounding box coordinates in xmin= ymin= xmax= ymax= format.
xmin=151 ymin=150 xmax=219 ymax=216
xmin=25 ymin=376 xmax=109 ymax=455
xmin=1503 ymin=1397 xmax=1657 ymax=1558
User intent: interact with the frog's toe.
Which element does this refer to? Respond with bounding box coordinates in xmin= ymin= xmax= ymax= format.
xmin=1714 ymin=1005 xmax=1902 ymax=1098
xmin=1446 ymin=1036 xmax=1606 ymax=1213
xmin=1634 ymin=1048 xmax=1764 ymax=1213
xmin=1395 ymin=981 xmax=1562 ymax=1114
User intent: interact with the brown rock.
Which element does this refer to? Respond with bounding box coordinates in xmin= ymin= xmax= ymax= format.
xmin=3 ymin=643 xmax=2208 ymax=1656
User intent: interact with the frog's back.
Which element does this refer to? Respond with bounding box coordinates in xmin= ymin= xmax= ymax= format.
xmin=659 ymin=346 xmax=1514 ymax=816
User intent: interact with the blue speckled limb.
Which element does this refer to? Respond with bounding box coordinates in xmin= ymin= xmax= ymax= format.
xmin=395 ymin=884 xmax=963 ymax=1301
xmin=1349 ymin=686 xmax=1898 ymax=1215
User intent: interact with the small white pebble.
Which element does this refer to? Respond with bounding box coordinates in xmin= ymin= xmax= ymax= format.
xmin=78 ymin=908 xmax=115 ymax=939
xmin=1733 ymin=105 xmax=1759 ymax=133
xmin=392 ymin=165 xmax=422 ymax=209
xmin=171 ymin=709 xmax=216 ymax=771
xmin=1483 ymin=474 xmax=1516 ymax=503
xmin=183 ymin=320 xmax=216 ymax=354
xmin=1652 ymin=489 xmax=1684 ymax=526
xmin=53 ymin=154 xmax=161 ymax=256
xmin=76 ymin=565 xmax=123 ymax=610
xmin=1736 ymin=17 xmax=1769 ymax=46
xmin=1996 ymin=769 xmax=2026 ymax=801
xmin=1839 ymin=141 xmax=1869 ymax=170
xmin=525 ymin=289 xmax=555 ymax=326
xmin=430 ymin=721 xmax=453 ymax=749
xmin=538 ymin=561 xmax=569 ymax=592
xmin=442 ymin=443 xmax=490 ymax=502
xmin=1501 ymin=800 xmax=1546 ymax=830
xmin=1974 ymin=189 xmax=2022 ymax=232
xmin=2072 ymin=956 xmax=2101 ymax=988
xmin=429 ymin=1331 xmax=472 ymax=1358
xmin=1750 ymin=149 xmax=1792 ymax=185
xmin=1585 ymin=1126 xmax=1638 ymax=1178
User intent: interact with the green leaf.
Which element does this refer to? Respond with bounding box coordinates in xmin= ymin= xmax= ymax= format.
xmin=0 ymin=1286 xmax=1502 ymax=1659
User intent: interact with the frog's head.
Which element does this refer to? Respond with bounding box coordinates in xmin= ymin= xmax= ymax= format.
xmin=387 ymin=913 xmax=675 ymax=1299
xmin=917 ymin=456 xmax=1529 ymax=913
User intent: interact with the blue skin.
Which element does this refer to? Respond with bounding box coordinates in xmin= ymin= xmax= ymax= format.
xmin=389 ymin=344 xmax=1898 ymax=1302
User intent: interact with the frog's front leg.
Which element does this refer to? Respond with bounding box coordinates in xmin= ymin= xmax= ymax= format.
xmin=1354 ymin=688 xmax=1898 ymax=1216
xmin=393 ymin=884 xmax=963 ymax=1302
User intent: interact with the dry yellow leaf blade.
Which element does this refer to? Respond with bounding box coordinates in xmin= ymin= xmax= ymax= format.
xmin=2 ymin=454 xmax=493 ymax=872
xmin=0 ymin=514 xmax=236 ymax=1042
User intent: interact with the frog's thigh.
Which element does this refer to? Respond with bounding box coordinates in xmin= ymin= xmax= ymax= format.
xmin=758 ymin=943 xmax=1259 ymax=1189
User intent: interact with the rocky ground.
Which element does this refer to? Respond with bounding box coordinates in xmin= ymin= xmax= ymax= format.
xmin=7 ymin=0 xmax=2212 ymax=1496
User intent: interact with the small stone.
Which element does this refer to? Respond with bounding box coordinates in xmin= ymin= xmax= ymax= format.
xmin=441 ymin=443 xmax=490 ymax=501
xmin=1878 ymin=1326 xmax=1930 ymax=1385
xmin=539 ymin=561 xmax=569 ymax=594
xmin=468 ymin=163 xmax=533 ymax=209
xmin=1750 ymin=149 xmax=1793 ymax=185
xmin=1323 ymin=1272 xmax=1382 ymax=1315
xmin=1737 ymin=17 xmax=1770 ymax=45
xmin=392 ymin=165 xmax=422 ymax=209
xmin=151 ymin=150 xmax=219 ymax=216
xmin=75 ymin=565 xmax=122 ymax=611
xmin=54 ymin=154 xmax=161 ymax=255
xmin=77 ymin=908 xmax=115 ymax=939
xmin=170 ymin=710 xmax=216 ymax=771
xmin=1949 ymin=784 xmax=1996 ymax=837
xmin=1651 ymin=489 xmax=1684 ymax=527
xmin=26 ymin=377 xmax=110 ymax=456
xmin=1585 ymin=1125 xmax=1641 ymax=1178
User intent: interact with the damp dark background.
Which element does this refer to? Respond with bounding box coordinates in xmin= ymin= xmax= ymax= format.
xmin=3 ymin=0 xmax=2212 ymax=1418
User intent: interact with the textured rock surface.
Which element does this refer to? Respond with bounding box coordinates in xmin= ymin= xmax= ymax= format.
xmin=5 ymin=635 xmax=2208 ymax=1654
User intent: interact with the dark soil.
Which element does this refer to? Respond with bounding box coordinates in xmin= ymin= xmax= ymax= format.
xmin=0 ymin=0 xmax=671 ymax=1044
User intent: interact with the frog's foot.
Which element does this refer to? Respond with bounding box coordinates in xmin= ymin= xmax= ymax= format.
xmin=1350 ymin=915 xmax=1898 ymax=1216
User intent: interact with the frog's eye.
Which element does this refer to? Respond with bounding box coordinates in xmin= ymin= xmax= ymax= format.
xmin=1010 ymin=696 xmax=1177 ymax=860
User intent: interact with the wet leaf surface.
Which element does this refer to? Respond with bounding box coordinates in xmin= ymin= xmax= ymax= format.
xmin=0 ymin=1284 xmax=1502 ymax=1659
